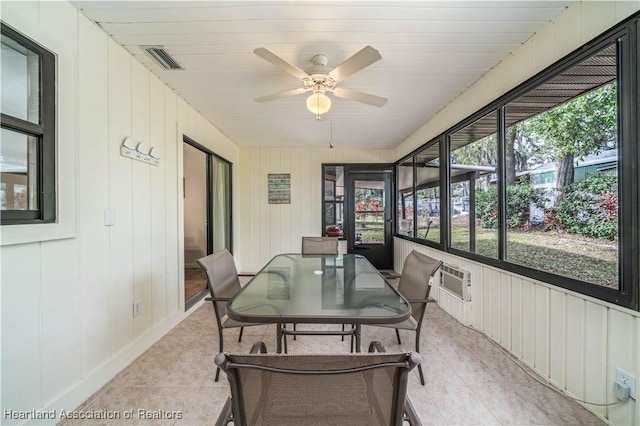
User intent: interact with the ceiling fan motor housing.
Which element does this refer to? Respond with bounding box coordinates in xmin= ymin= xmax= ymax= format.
xmin=305 ymin=54 xmax=335 ymax=88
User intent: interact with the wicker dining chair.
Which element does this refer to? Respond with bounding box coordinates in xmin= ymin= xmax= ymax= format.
xmin=370 ymin=250 xmax=443 ymax=385
xmin=214 ymin=341 xmax=422 ymax=426
xmin=197 ymin=249 xmax=261 ymax=381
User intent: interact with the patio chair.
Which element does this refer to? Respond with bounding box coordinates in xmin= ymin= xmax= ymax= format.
xmin=369 ymin=250 xmax=443 ymax=385
xmin=283 ymin=237 xmax=355 ymax=351
xmin=214 ymin=341 xmax=422 ymax=426
xmin=301 ymin=236 xmax=339 ymax=255
xmin=398 ymin=218 xmax=413 ymax=237
xmin=197 ymin=249 xmax=262 ymax=381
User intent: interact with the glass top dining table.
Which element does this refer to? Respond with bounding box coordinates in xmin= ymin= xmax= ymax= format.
xmin=227 ymin=253 xmax=411 ymax=353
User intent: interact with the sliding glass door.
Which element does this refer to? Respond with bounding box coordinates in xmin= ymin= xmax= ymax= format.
xmin=183 ymin=136 xmax=232 ymax=310
xmin=212 ymin=158 xmax=231 ymax=252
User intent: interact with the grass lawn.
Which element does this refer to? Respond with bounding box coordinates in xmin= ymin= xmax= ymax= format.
xmin=362 ymin=219 xmax=617 ymax=287
xmin=450 ymin=229 xmax=618 ymax=288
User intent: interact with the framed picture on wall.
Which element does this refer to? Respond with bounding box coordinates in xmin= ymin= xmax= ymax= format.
xmin=268 ymin=173 xmax=291 ymax=204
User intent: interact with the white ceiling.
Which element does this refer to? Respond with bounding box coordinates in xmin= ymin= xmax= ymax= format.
xmin=72 ymin=1 xmax=573 ymax=149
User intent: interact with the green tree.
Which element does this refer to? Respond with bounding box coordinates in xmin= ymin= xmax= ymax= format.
xmin=505 ymin=124 xmax=536 ymax=186
xmin=522 ymin=83 xmax=617 ymax=203
xmin=450 ymin=134 xmax=497 ymax=189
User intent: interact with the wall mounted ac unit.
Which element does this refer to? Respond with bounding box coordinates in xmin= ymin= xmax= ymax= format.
xmin=440 ymin=263 xmax=471 ymax=301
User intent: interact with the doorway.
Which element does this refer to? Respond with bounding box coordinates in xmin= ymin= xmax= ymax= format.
xmin=345 ymin=167 xmax=393 ymax=269
xmin=183 ymin=136 xmax=232 ymax=310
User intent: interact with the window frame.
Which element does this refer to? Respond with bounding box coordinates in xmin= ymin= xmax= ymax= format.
xmin=322 ymin=164 xmax=346 ymax=240
xmin=395 ymin=13 xmax=639 ymax=310
xmin=1 ymin=22 xmax=56 ymax=225
xmin=395 ymin=156 xmax=415 ymax=238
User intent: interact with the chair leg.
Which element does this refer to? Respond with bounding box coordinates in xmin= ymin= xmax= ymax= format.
xmin=276 ymin=323 xmax=283 ymax=353
xmin=238 ymin=327 xmax=244 ymax=342
xmin=214 ymin=397 xmax=233 ymax=426
xmin=395 ymin=328 xmax=402 ymax=344
xmin=216 ymin=327 xmax=224 ymax=382
xmin=417 ymin=364 xmax=425 ymax=386
xmin=293 ymin=323 xmax=297 ymax=340
xmin=341 ymin=324 xmax=345 ymax=341
xmin=404 ymin=396 xmax=423 ymax=426
xmin=415 ymin=330 xmax=425 ymax=385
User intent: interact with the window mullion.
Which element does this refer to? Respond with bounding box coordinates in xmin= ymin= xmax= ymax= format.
xmin=497 ymin=107 xmax=507 ymax=261
xmin=0 ymin=114 xmax=44 ymax=136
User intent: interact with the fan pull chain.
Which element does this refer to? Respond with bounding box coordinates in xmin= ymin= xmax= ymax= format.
xmin=329 ymin=112 xmax=334 ymax=148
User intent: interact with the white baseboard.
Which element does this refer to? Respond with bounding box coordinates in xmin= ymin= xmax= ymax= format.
xmin=26 ymin=300 xmax=205 ymax=426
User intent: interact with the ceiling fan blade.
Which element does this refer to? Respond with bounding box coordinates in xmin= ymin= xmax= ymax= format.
xmin=254 ymin=88 xmax=307 ymax=103
xmin=332 ymin=87 xmax=387 ymax=107
xmin=253 ymin=48 xmax=309 ymax=80
xmin=328 ymin=46 xmax=382 ymax=82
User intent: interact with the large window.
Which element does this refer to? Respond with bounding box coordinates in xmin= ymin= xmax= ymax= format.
xmin=504 ymin=44 xmax=619 ymax=288
xmin=396 ymin=142 xmax=443 ymax=245
xmin=1 ymin=23 xmax=56 ymax=224
xmin=396 ymin=158 xmax=414 ymax=237
xmin=450 ymin=112 xmax=498 ymax=258
xmin=415 ymin=143 xmax=440 ymax=244
xmin=396 ymin=16 xmax=638 ymax=309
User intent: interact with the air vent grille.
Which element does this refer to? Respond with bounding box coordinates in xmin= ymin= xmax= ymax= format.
xmin=144 ymin=47 xmax=182 ymax=70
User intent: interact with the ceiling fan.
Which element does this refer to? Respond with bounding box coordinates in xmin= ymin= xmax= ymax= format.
xmin=253 ymin=46 xmax=387 ymax=119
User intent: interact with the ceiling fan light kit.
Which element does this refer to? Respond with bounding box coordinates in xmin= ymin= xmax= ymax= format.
xmin=253 ymin=46 xmax=387 ymax=118
xmin=306 ymin=85 xmax=332 ymax=119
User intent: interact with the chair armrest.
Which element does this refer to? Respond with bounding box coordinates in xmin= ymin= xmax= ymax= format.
xmin=405 ymin=298 xmax=429 ymax=304
xmin=368 ymin=341 xmax=386 ymax=353
xmin=205 ymin=296 xmax=232 ymax=302
xmin=250 ymin=342 xmax=268 ymax=354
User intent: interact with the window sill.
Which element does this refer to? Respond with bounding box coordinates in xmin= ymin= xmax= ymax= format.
xmin=0 ymin=222 xmax=76 ymax=246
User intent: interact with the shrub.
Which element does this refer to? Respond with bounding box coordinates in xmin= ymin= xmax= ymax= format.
xmin=476 ymin=188 xmax=499 ymax=228
xmin=555 ymin=173 xmax=618 ymax=240
xmin=476 ymin=180 xmax=547 ymax=229
xmin=543 ymin=207 xmax=564 ymax=231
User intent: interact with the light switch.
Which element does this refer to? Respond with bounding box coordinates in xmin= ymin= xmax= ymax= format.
xmin=104 ymin=209 xmax=115 ymax=226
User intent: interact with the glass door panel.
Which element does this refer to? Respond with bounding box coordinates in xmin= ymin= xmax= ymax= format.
xmin=346 ymin=171 xmax=393 ymax=269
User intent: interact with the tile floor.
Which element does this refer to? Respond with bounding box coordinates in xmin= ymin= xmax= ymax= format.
xmin=62 ymin=280 xmax=605 ymax=426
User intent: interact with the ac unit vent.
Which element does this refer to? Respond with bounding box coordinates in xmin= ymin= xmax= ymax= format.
xmin=440 ymin=263 xmax=471 ymax=301
xmin=144 ymin=46 xmax=183 ymax=70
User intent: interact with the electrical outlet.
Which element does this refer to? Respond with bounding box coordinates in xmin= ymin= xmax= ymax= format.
xmin=133 ymin=301 xmax=141 ymax=317
xmin=616 ymin=368 xmax=636 ymax=399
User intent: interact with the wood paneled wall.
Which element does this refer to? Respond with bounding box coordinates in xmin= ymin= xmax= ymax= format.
xmin=0 ymin=2 xmax=239 ymax=417
xmin=2 ymin=2 xmax=639 ymax=426
xmin=236 ymin=146 xmax=393 ymax=272
xmin=395 ymin=238 xmax=639 ymax=425
xmin=391 ymin=4 xmax=640 ymax=424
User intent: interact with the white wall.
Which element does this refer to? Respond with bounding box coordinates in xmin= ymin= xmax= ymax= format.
xmin=395 ymin=238 xmax=639 ymax=425
xmin=236 ymin=146 xmax=393 ymax=272
xmin=0 ymin=1 xmax=239 ymax=422
xmin=2 ymin=1 xmax=639 ymax=425
xmin=391 ymin=2 xmax=640 ymax=425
